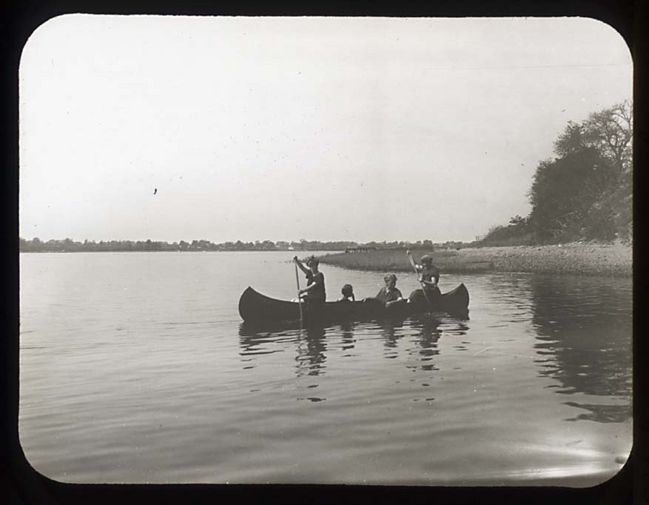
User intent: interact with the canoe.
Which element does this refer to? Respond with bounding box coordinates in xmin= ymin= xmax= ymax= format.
xmin=238 ymin=283 xmax=469 ymax=324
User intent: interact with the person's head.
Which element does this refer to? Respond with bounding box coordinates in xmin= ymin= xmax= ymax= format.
xmin=420 ymin=254 xmax=434 ymax=267
xmin=341 ymin=284 xmax=354 ymax=297
xmin=384 ymin=273 xmax=397 ymax=289
xmin=306 ymin=256 xmax=319 ymax=272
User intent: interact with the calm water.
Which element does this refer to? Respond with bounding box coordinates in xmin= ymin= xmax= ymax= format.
xmin=19 ymin=251 xmax=632 ymax=485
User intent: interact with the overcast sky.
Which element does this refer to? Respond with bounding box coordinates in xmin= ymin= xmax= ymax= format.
xmin=19 ymin=15 xmax=632 ymax=243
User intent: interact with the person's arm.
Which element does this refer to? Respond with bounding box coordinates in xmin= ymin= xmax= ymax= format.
xmin=431 ymin=267 xmax=440 ymax=286
xmin=293 ymin=256 xmax=310 ymax=275
xmin=299 ymin=272 xmax=321 ymax=294
xmin=406 ymin=250 xmax=418 ymax=271
xmin=299 ymin=284 xmax=313 ymax=295
xmin=406 ymin=250 xmax=424 ymax=281
xmin=420 ymin=277 xmax=436 ymax=287
xmin=299 ymin=279 xmax=315 ymax=294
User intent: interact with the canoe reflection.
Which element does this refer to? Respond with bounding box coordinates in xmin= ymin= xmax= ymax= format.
xmin=238 ymin=314 xmax=462 ymax=376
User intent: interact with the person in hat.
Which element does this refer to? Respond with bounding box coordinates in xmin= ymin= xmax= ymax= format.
xmin=293 ymin=255 xmax=326 ymax=303
xmin=338 ymin=284 xmax=355 ymax=302
xmin=375 ymin=273 xmax=405 ymax=308
xmin=407 ymin=250 xmax=441 ymax=304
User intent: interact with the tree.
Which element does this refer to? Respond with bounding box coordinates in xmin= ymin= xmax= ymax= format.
xmin=508 ymin=215 xmax=526 ymax=226
xmin=554 ymin=101 xmax=632 ymax=172
xmin=528 ymin=101 xmax=632 ymax=243
xmin=529 ymin=150 xmax=615 ymax=241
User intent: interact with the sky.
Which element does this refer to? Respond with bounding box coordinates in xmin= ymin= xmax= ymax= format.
xmin=19 ymin=16 xmax=632 ymax=243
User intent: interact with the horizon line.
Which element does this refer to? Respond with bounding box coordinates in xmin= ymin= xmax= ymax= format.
xmin=19 ymin=237 xmax=472 ymax=244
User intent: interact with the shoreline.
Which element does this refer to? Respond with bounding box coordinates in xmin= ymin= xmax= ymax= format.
xmin=318 ymin=243 xmax=632 ymax=276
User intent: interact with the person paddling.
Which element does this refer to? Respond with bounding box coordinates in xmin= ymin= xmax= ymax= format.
xmin=407 ymin=250 xmax=441 ymax=305
xmin=293 ymin=256 xmax=326 ymax=304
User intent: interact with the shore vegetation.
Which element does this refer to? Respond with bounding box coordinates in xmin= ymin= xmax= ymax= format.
xmin=479 ymin=101 xmax=632 ymax=247
xmin=19 ymin=238 xmax=453 ymax=253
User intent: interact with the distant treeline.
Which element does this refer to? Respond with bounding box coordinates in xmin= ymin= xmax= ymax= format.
xmin=19 ymin=237 xmax=467 ymax=253
xmin=479 ymin=101 xmax=632 ymax=246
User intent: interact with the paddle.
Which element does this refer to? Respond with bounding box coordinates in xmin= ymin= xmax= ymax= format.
xmin=294 ymin=259 xmax=304 ymax=327
xmin=407 ymin=250 xmax=433 ymax=308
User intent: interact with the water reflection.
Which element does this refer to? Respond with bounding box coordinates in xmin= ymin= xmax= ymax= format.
xmin=527 ymin=274 xmax=632 ymax=423
xmin=238 ymin=315 xmax=456 ymax=375
xmin=563 ymin=401 xmax=631 ymax=423
xmin=378 ymin=319 xmax=403 ymax=353
xmin=340 ymin=321 xmax=356 ymax=353
xmin=296 ymin=326 xmax=327 ymax=377
xmin=410 ymin=316 xmax=442 ymax=371
xmin=238 ymin=322 xmax=295 ymax=357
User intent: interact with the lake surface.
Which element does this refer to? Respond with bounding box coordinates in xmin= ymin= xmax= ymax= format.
xmin=19 ymin=251 xmax=632 ymax=485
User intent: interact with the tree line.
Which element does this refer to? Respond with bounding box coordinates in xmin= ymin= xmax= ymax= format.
xmin=19 ymin=238 xmax=464 ymax=253
xmin=480 ymin=101 xmax=632 ymax=246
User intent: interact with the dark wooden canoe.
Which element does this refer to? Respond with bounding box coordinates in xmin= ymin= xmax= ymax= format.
xmin=238 ymin=283 xmax=469 ymax=324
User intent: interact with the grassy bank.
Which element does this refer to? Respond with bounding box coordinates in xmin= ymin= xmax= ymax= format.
xmin=318 ymin=243 xmax=632 ymax=276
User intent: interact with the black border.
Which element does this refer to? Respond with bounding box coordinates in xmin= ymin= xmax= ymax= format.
xmin=1 ymin=1 xmax=644 ymax=504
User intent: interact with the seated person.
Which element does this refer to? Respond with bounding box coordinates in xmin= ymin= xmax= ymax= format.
xmin=407 ymin=250 xmax=441 ymax=304
xmin=375 ymin=273 xmax=405 ymax=308
xmin=338 ymin=284 xmax=355 ymax=302
xmin=293 ymin=255 xmax=326 ymax=303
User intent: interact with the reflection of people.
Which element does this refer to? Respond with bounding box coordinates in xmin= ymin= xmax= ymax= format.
xmin=375 ymin=274 xmax=405 ymax=308
xmin=417 ymin=318 xmax=441 ymax=372
xmin=378 ymin=319 xmax=402 ymax=350
xmin=294 ymin=256 xmax=326 ymax=303
xmin=340 ymin=321 xmax=356 ymax=351
xmin=299 ymin=325 xmax=327 ymax=377
xmin=407 ymin=250 xmax=441 ymax=304
xmin=338 ymin=284 xmax=355 ymax=302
